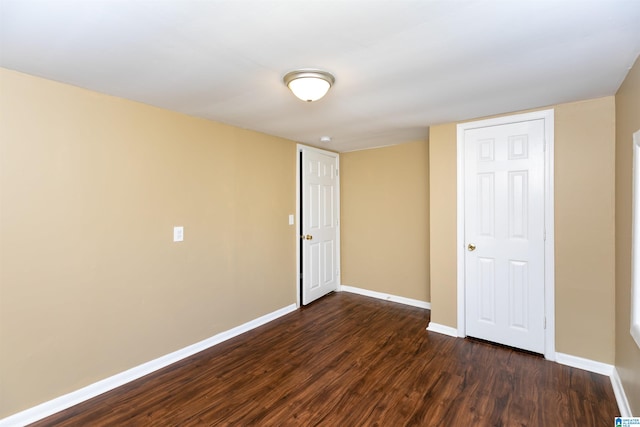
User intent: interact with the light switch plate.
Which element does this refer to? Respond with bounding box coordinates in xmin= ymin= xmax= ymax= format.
xmin=288 ymin=214 xmax=294 ymax=225
xmin=173 ymin=226 xmax=184 ymax=242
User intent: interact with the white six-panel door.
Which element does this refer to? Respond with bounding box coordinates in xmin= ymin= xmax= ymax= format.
xmin=301 ymin=148 xmax=339 ymax=305
xmin=463 ymin=119 xmax=546 ymax=353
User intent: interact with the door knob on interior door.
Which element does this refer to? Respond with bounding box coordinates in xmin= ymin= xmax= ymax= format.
xmin=468 ymin=243 xmax=476 ymax=251
xmin=301 ymin=234 xmax=313 ymax=240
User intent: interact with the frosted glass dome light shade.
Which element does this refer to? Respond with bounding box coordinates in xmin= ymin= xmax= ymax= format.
xmin=284 ymin=70 xmax=335 ymax=102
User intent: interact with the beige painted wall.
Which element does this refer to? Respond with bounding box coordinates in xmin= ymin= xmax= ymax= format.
xmin=0 ymin=68 xmax=297 ymax=417
xmin=554 ymin=97 xmax=616 ymax=362
xmin=341 ymin=141 xmax=430 ymax=302
xmin=429 ymin=97 xmax=616 ymax=364
xmin=428 ymin=124 xmax=458 ymax=327
xmin=615 ymin=56 xmax=640 ymax=414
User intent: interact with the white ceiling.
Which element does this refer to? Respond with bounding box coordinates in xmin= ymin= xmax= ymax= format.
xmin=1 ymin=0 xmax=639 ymax=152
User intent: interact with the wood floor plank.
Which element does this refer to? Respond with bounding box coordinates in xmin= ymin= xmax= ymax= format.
xmin=29 ymin=292 xmax=619 ymax=426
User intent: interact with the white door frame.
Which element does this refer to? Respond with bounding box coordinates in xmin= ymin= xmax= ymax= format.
xmin=456 ymin=109 xmax=555 ymax=360
xmin=296 ymin=144 xmax=341 ymax=307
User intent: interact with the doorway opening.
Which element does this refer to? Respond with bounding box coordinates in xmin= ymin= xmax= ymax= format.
xmin=456 ymin=109 xmax=555 ymax=359
xmin=296 ymin=145 xmax=341 ymax=306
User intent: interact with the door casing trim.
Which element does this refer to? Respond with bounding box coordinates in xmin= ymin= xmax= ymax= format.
xmin=296 ymin=144 xmax=341 ymax=308
xmin=456 ymin=109 xmax=555 ymax=360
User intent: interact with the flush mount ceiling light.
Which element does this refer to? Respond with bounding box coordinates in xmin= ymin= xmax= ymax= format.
xmin=283 ymin=69 xmax=335 ymax=102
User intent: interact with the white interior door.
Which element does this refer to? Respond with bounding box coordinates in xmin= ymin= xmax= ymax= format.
xmin=463 ymin=119 xmax=546 ymax=353
xmin=301 ymin=148 xmax=339 ymax=305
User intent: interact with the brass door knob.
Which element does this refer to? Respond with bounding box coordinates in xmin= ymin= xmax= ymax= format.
xmin=468 ymin=243 xmax=476 ymax=251
xmin=301 ymin=234 xmax=313 ymax=240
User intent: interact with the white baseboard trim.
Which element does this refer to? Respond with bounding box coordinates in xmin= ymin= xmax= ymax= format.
xmin=611 ymin=367 xmax=633 ymax=417
xmin=555 ymin=352 xmax=614 ymax=376
xmin=340 ymin=285 xmax=431 ymax=310
xmin=426 ymin=322 xmax=459 ymax=338
xmin=0 ymin=303 xmax=298 ymax=427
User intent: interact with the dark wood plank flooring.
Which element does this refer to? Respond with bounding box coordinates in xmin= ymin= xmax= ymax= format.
xmin=30 ymin=292 xmax=619 ymax=426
